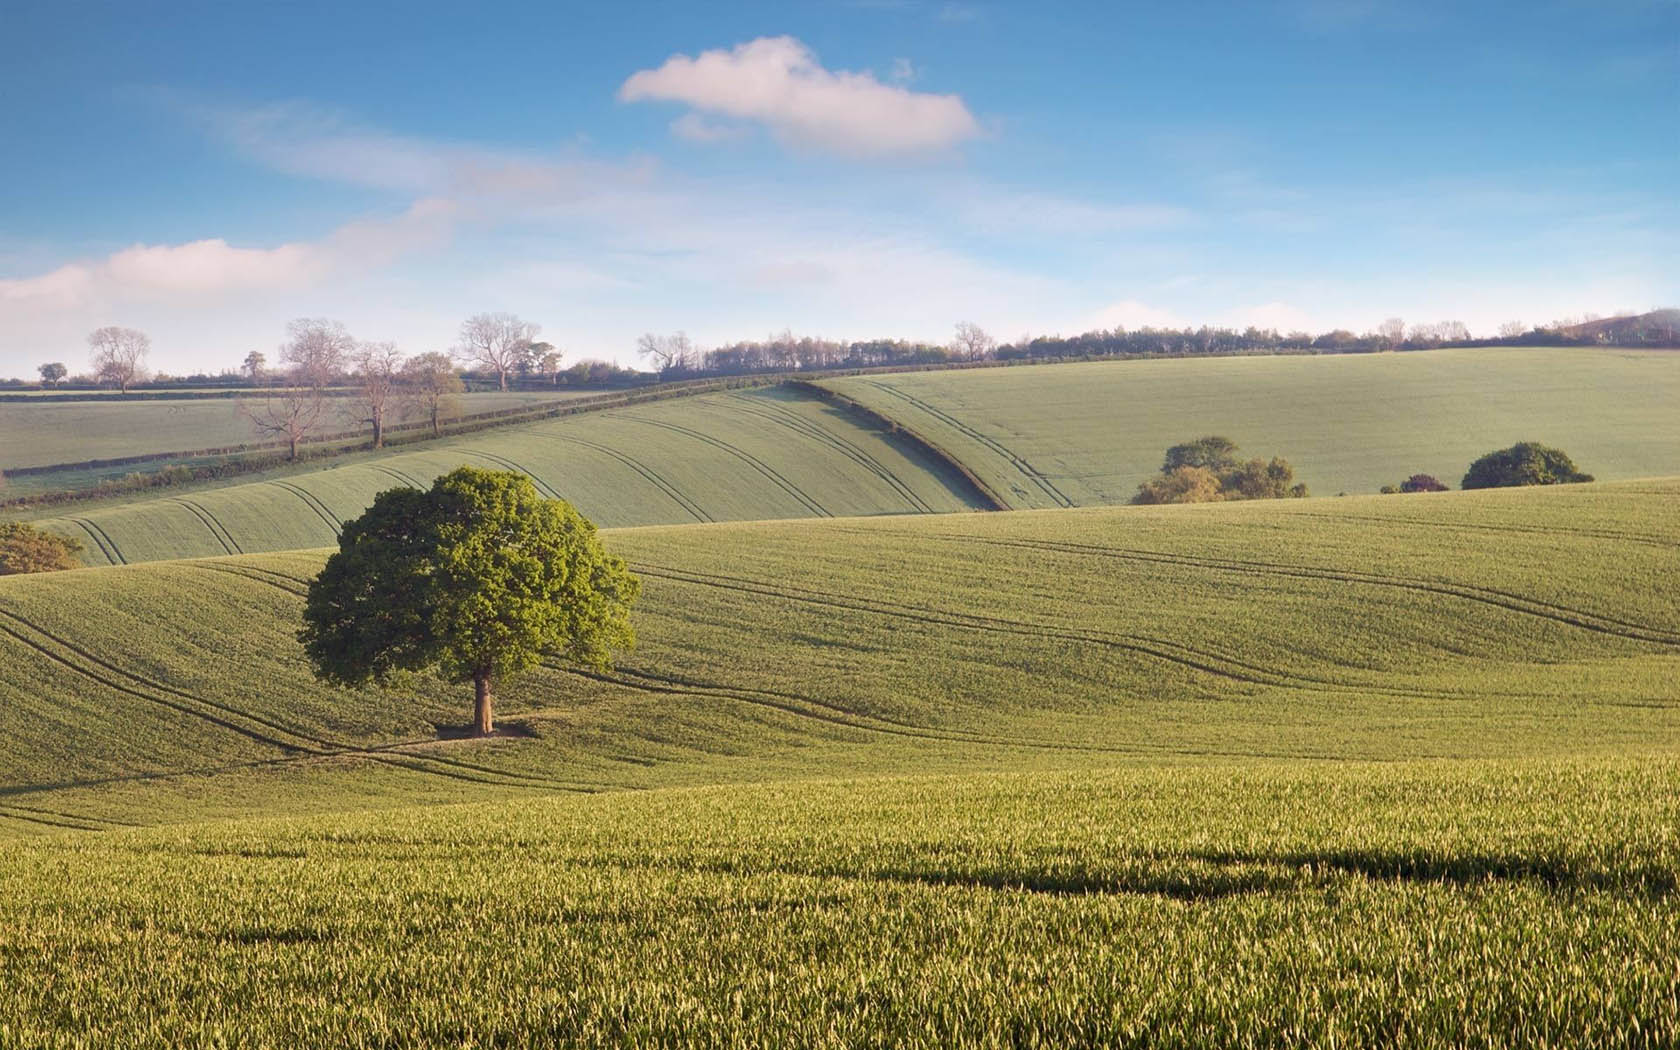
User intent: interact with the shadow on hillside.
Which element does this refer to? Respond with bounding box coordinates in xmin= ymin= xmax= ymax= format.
xmin=431 ymin=720 xmax=538 ymax=742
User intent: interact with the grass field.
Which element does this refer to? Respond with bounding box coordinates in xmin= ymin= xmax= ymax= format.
xmin=27 ymin=385 xmax=986 ymax=565
xmin=823 ymin=348 xmax=1680 ymax=507
xmin=0 ymin=479 xmax=1676 ymax=1044
xmin=0 ymin=389 xmax=597 ymax=471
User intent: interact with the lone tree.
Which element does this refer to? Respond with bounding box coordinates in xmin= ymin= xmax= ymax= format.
xmin=400 ymin=352 xmax=465 ymax=436
xmin=37 ymin=362 xmax=66 ymax=387
xmin=300 ymin=467 xmax=639 ymax=736
xmin=950 ymin=321 xmax=997 ymax=361
xmin=0 ymin=523 xmax=83 ymax=575
xmin=1462 ymin=442 xmax=1593 ymax=489
xmin=458 ymin=313 xmax=539 ymax=391
xmin=88 ymin=326 xmax=150 ymax=392
xmin=349 ymin=340 xmax=404 ymax=448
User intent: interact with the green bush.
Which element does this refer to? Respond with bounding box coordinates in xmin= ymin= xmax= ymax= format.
xmin=1462 ymin=443 xmax=1593 ymax=490
xmin=1134 ymin=437 xmax=1307 ymax=504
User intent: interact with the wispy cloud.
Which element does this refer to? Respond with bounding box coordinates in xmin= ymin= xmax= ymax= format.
xmin=618 ymin=37 xmax=980 ymax=157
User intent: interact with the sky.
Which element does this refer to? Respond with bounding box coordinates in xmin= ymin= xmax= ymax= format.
xmin=0 ymin=0 xmax=1675 ymax=378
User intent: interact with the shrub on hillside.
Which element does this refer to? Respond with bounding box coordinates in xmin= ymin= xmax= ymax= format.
xmin=1133 ymin=437 xmax=1308 ymax=504
xmin=1382 ymin=473 xmax=1449 ymax=494
xmin=1461 ymin=443 xmax=1593 ymax=490
xmin=0 ymin=522 xmax=83 ymax=574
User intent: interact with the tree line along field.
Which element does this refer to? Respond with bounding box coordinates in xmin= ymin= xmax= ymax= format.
xmin=0 ymin=480 xmax=1675 ymax=1045
xmin=0 ymin=388 xmax=596 ymax=472
xmin=24 ymin=385 xmax=989 ymax=565
xmin=823 ymin=347 xmax=1680 ymax=507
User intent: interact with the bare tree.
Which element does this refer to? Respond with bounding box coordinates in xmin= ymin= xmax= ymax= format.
xmin=458 ymin=313 xmax=539 ymax=391
xmin=87 ymin=326 xmax=150 ymax=392
xmin=635 ymin=331 xmax=696 ymax=375
xmin=1497 ymin=321 xmax=1527 ymax=339
xmin=401 ymin=352 xmax=465 ymax=437
xmin=281 ymin=319 xmax=354 ymax=390
xmin=949 ymin=321 xmax=996 ymax=361
xmin=349 ymin=341 xmax=405 ymax=448
xmin=243 ymin=351 xmax=267 ymax=380
xmin=240 ymin=383 xmax=328 ymax=461
xmin=1377 ymin=317 xmax=1405 ymax=349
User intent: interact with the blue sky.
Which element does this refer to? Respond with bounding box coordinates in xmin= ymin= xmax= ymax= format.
xmin=1 ymin=0 xmax=1674 ymax=376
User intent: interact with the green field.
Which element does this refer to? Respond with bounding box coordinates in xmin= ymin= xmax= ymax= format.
xmin=0 ymin=389 xmax=596 ymax=471
xmin=1 ymin=480 xmax=1676 ymax=1044
xmin=28 ymin=385 xmax=986 ymax=565
xmin=824 ymin=348 xmax=1680 ymax=506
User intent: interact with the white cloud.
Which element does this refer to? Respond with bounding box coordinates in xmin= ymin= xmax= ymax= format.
xmin=670 ymin=112 xmax=750 ymax=144
xmin=0 ymin=199 xmax=454 ymax=313
xmin=618 ymin=37 xmax=980 ymax=156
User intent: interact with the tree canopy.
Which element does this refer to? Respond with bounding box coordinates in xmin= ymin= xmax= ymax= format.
xmin=0 ymin=523 xmax=83 ymax=575
xmin=1134 ymin=437 xmax=1308 ymax=504
xmin=299 ymin=467 xmax=639 ymax=735
xmin=1461 ymin=443 xmax=1593 ymax=490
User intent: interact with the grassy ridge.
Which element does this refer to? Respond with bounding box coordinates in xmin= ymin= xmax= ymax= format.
xmin=823 ymin=348 xmax=1680 ymax=507
xmin=30 ymin=386 xmax=985 ymax=565
xmin=2 ymin=479 xmax=1674 ymax=830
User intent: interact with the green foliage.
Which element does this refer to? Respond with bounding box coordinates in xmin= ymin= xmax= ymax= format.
xmin=1161 ymin=435 xmax=1239 ymax=472
xmin=1133 ymin=439 xmax=1307 ymax=503
xmin=300 ymin=468 xmax=639 ymax=726
xmin=1397 ymin=473 xmax=1449 ymax=493
xmin=0 ymin=521 xmax=82 ymax=574
xmin=1462 ymin=442 xmax=1594 ymax=489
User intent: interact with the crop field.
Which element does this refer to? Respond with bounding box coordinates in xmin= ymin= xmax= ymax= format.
xmin=26 ymin=385 xmax=987 ymax=564
xmin=1 ymin=479 xmax=1676 ymax=1044
xmin=0 ymin=388 xmax=597 ymax=471
xmin=822 ymin=348 xmax=1680 ymax=507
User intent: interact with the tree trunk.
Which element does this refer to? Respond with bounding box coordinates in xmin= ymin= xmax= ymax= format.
xmin=372 ymin=413 xmax=384 ymax=449
xmin=431 ymin=405 xmax=441 ymax=437
xmin=473 ymin=670 xmax=493 ymax=736
xmin=288 ymin=435 xmax=299 ymax=460
xmin=498 ymin=370 xmax=508 ymax=392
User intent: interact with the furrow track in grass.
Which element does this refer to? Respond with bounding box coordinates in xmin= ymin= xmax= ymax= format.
xmin=0 ymin=604 xmax=600 ymax=798
xmin=617 ymin=413 xmax=831 ymax=517
xmin=549 ymin=433 xmax=713 ymax=523
xmin=561 ymin=666 xmax=1309 ymax=761
xmin=374 ymin=465 xmax=426 ymax=489
xmin=0 ymin=805 xmax=103 ymax=832
xmin=860 ymin=528 xmax=1680 ymax=648
xmin=460 ymin=450 xmax=564 ymax=500
xmin=268 ymin=480 xmax=342 ymax=533
xmin=68 ymin=516 xmax=126 ymax=565
xmin=1299 ymin=510 xmax=1679 ymax=550
xmin=168 ymin=497 xmax=242 ymax=555
xmin=858 ymin=379 xmax=1074 ymax=508
xmin=626 ymin=562 xmax=1464 ymax=699
xmin=723 ymin=393 xmax=934 ymax=513
xmin=194 ymin=561 xmax=311 ymax=597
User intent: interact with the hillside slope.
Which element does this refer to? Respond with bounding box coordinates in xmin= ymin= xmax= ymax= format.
xmin=2 ymin=479 xmax=1675 ymax=832
xmin=32 ymin=385 xmax=985 ymax=566
xmin=823 ymin=347 xmax=1680 ymax=508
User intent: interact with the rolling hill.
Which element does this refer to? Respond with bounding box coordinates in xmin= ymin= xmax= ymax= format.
xmin=822 ymin=347 xmax=1680 ymax=508
xmin=19 ymin=346 xmax=1679 ymax=566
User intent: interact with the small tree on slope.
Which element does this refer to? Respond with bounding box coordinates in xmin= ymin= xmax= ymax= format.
xmin=299 ymin=467 xmax=639 ymax=736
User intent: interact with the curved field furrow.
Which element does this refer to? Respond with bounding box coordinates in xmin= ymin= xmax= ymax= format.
xmin=617 ymin=413 xmax=831 ymax=517
xmin=899 ymin=530 xmax=1680 ymax=648
xmin=723 ymin=393 xmax=933 ymax=513
xmin=627 ymin=561 xmax=1449 ymax=698
xmin=458 ymin=449 xmax=564 ymax=500
xmin=860 ymin=379 xmax=1073 ymax=508
xmin=168 ymin=498 xmax=241 ymax=556
xmin=267 ymin=481 xmax=343 ymax=533
xmin=548 ymin=433 xmax=712 ymax=523
xmin=70 ymin=517 xmax=126 ymax=565
xmin=1297 ymin=510 xmax=1679 ymax=550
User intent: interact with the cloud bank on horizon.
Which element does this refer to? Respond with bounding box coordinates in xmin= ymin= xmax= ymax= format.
xmin=0 ymin=0 xmax=1674 ymax=377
